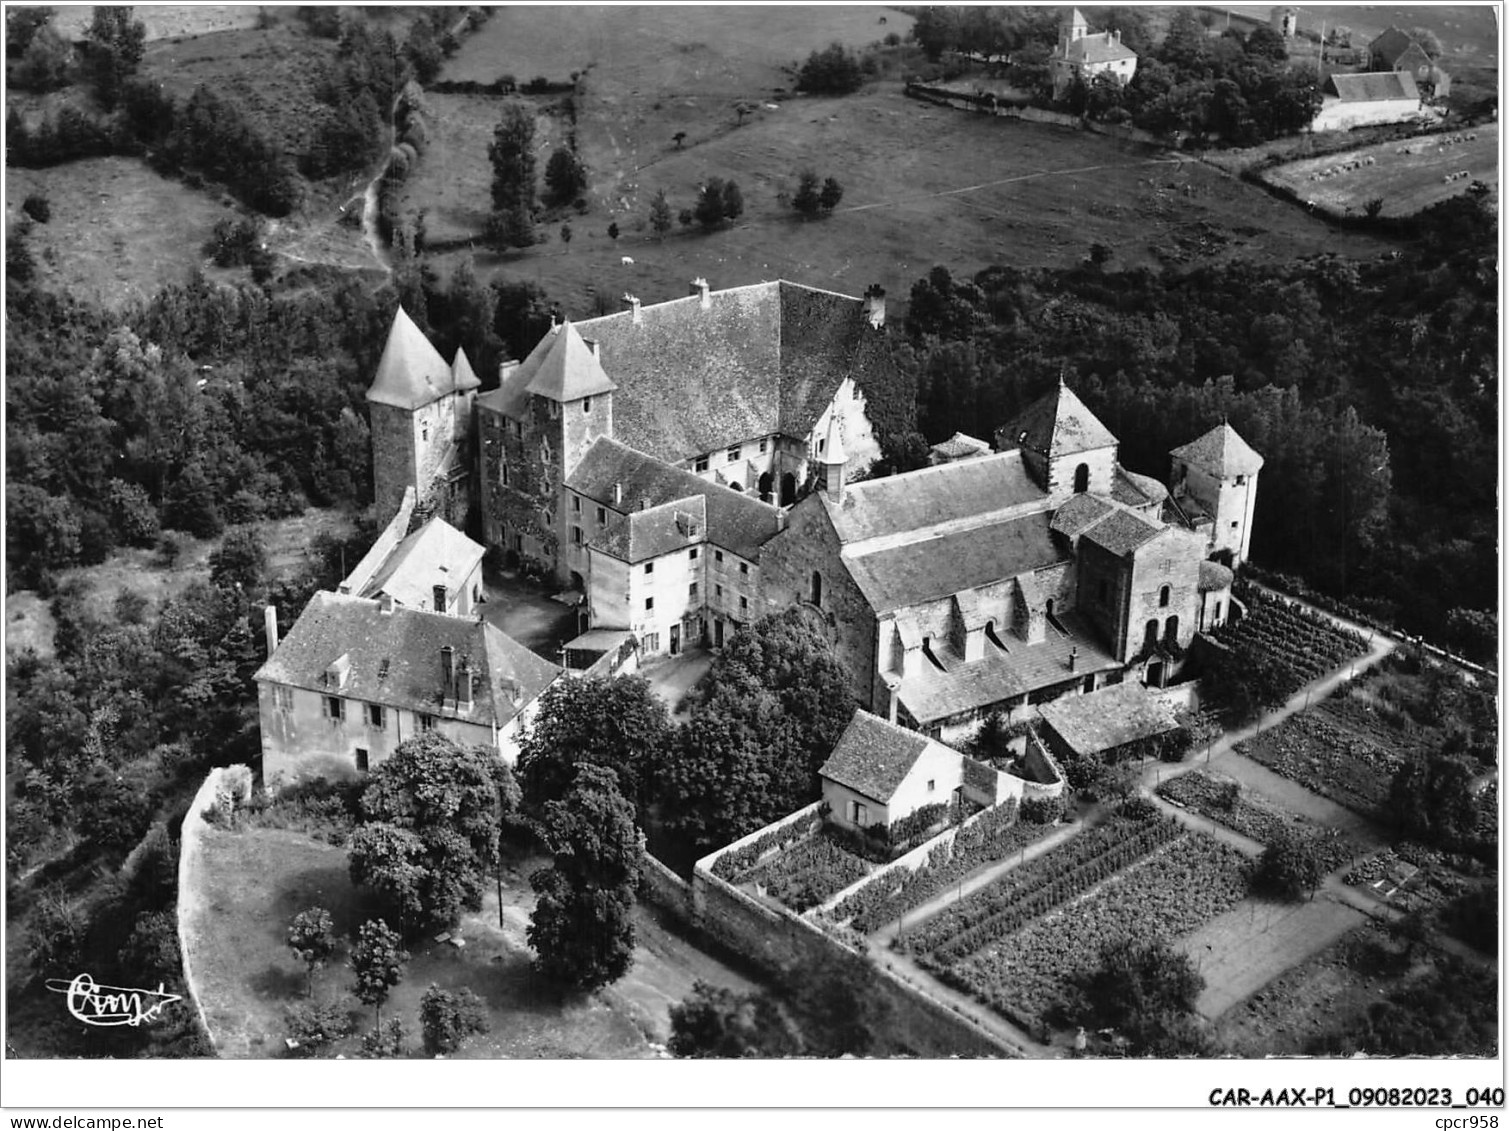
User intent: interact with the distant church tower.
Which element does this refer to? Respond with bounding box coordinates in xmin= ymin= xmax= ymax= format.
xmin=994 ymin=377 xmax=1118 ymax=503
xmin=1058 ymin=6 xmax=1089 ymax=53
xmin=366 ymin=307 xmax=482 ymax=530
xmin=1169 ymin=422 xmax=1264 ymax=568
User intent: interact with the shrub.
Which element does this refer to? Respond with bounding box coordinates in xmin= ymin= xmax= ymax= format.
xmin=359 ymin=1019 xmax=406 ymax=1059
xmin=21 ymin=193 xmax=51 ymax=223
xmin=797 ymin=43 xmax=864 ymax=95
xmin=419 ymin=984 xmax=490 ymax=1055
xmin=285 ymin=1000 xmax=355 ymax=1058
xmin=1019 ymin=794 xmax=1065 ymax=825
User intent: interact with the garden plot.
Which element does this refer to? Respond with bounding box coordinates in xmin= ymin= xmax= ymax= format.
xmin=922 ymin=830 xmax=1250 ymax=1030
xmin=1158 ymin=769 xmax=1365 ymax=873
xmin=1213 ymin=586 xmax=1370 ymax=698
xmin=736 ymin=828 xmax=874 ymax=913
xmin=1237 ymin=711 xmax=1402 ymax=821
xmin=1261 ymin=129 xmax=1498 ymax=218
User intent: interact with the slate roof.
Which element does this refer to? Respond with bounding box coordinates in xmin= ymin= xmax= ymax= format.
xmin=1325 ymin=71 xmax=1419 ymax=102
xmin=1038 ymin=682 xmax=1178 ymax=758
xmin=996 ymin=381 xmax=1117 ymax=459
xmin=591 ymin=495 xmax=707 ymax=564
xmin=824 ymin=450 xmax=1045 ymax=546
xmin=451 ymin=347 xmax=481 ymax=394
xmin=931 ymin=432 xmax=992 ymax=460
xmin=1112 ymin=466 xmax=1168 ymax=510
xmin=254 ymin=592 xmax=560 ymax=729
xmin=898 ymin=611 xmax=1119 ymax=724
xmin=1050 ymin=492 xmax=1115 ymax=538
xmin=1390 ymin=43 xmax=1433 ymax=76
xmin=1083 ymin=508 xmax=1163 ymax=557
xmin=1170 ymin=423 xmax=1265 ymax=477
xmin=819 ymin=710 xmax=936 ymax=803
xmin=1198 ymin=560 xmax=1234 ymax=593
xmin=543 ymin=281 xmax=891 ymax=464
xmin=1060 ymin=30 xmax=1137 ymax=65
xmin=567 ymin=438 xmax=783 ymax=561
xmin=360 ymin=518 xmax=485 ymax=608
xmin=845 ymin=510 xmax=1068 ymax=613
xmin=523 ymin=321 xmax=619 ymax=402
xmin=367 ymin=307 xmax=459 ymax=409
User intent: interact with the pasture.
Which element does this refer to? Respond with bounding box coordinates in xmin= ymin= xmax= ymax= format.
xmin=1261 ymin=129 xmax=1498 ymax=218
xmin=51 ymin=5 xmax=262 ymax=42
xmin=5 ymin=157 xmax=236 ymax=308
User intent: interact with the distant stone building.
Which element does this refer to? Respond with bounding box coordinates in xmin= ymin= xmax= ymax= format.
xmin=1368 ymin=27 xmax=1448 ymax=97
xmin=759 ymin=381 xmax=1256 ymax=744
xmin=1270 ymin=7 xmax=1299 ymax=39
xmin=338 ymin=486 xmax=486 ymax=618
xmin=1050 ymin=7 xmax=1138 ymax=101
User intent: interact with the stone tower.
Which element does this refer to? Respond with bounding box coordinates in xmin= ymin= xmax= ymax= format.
xmin=994 ymin=377 xmax=1118 ymax=502
xmin=366 ymin=307 xmax=481 ymax=528
xmin=1168 ymin=422 xmax=1264 ymax=568
xmin=1058 ymin=6 xmax=1089 ymax=53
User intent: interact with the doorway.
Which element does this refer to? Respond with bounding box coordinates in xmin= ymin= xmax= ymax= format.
xmin=670 ymin=623 xmax=681 ymax=655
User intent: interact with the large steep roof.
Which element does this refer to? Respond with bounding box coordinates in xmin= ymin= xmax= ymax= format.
xmin=1170 ymin=422 xmax=1265 ymax=477
xmin=360 ymin=518 xmax=485 ymax=608
xmin=523 ymin=321 xmax=619 ymax=402
xmin=367 ymin=307 xmax=458 ymax=410
xmin=254 ymin=592 xmax=559 ymax=729
xmin=819 ymin=710 xmax=936 ymax=803
xmin=1325 ymin=70 xmax=1419 ymax=102
xmin=996 ymin=381 xmax=1118 ymax=459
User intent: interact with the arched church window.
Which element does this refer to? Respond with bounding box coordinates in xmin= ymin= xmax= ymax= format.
xmin=811 ymin=571 xmax=823 ymax=607
xmin=1164 ymin=615 xmax=1179 ymax=646
xmin=1159 ymin=585 xmax=1171 ymax=608
xmin=1144 ymin=619 xmax=1159 ymax=651
xmin=1074 ymin=463 xmax=1089 ymax=493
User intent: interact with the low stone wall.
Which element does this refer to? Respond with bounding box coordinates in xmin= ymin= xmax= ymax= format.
xmin=905 ymin=83 xmax=1168 ymax=147
xmin=176 ymin=767 xmax=235 ymax=1055
xmin=638 ymin=850 xmax=693 ymax=920
xmin=690 ymin=855 xmax=1012 ymax=1057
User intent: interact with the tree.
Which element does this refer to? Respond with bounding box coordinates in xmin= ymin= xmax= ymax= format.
xmin=285 ymin=1000 xmax=356 ymax=1058
xmin=1244 ymin=24 xmax=1290 ymax=62
xmin=694 ymin=178 xmax=744 ymax=229
xmin=1388 ymin=752 xmax=1477 ymax=849
xmin=543 ymin=146 xmax=586 ymax=207
xmin=359 ymin=1019 xmax=406 ymax=1059
xmin=402 ymin=16 xmax=443 ymax=84
xmin=208 ymin=525 xmax=267 ymax=595
xmin=606 ymin=221 xmax=619 ymax=242
xmin=648 ymin=190 xmax=672 ymax=239
xmin=1069 ymin=937 xmax=1209 ymax=1055
xmin=672 ymin=130 xmax=686 ymax=149
xmin=796 ymin=42 xmax=863 ymax=94
xmin=350 ymin=919 xmax=407 ymax=1028
xmin=527 ymin=764 xmax=641 ymax=991
xmin=349 ymin=733 xmax=518 ymax=933
xmin=516 ymin=675 xmax=672 ymax=812
xmin=791 ymin=170 xmax=821 ymax=217
xmin=287 ymin=907 xmax=337 ymax=997
xmin=487 ymin=101 xmax=536 ymax=247
xmin=6 ymin=6 xmax=56 ymax=56
xmin=419 ymin=984 xmax=490 ymax=1055
xmin=818 ymin=176 xmax=843 ymax=212
xmin=668 ymin=980 xmax=803 ymax=1057
xmin=83 ymin=6 xmax=145 ymax=109
xmin=1254 ymin=825 xmax=1322 ymax=900
xmin=12 ymin=23 xmax=72 ymax=92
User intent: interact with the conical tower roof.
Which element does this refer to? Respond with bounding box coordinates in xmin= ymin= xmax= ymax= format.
xmin=998 ymin=379 xmax=1116 ymax=458
xmin=1170 ymin=422 xmax=1264 ymax=477
xmin=367 ymin=307 xmax=454 ymax=409
xmin=451 ymin=347 xmax=482 ymax=393
xmin=521 ymin=321 xmax=618 ymax=402
xmin=822 ymin=414 xmax=847 ymax=465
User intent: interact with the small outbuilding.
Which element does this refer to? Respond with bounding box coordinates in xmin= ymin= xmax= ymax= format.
xmin=1038 ymin=681 xmax=1180 ymax=763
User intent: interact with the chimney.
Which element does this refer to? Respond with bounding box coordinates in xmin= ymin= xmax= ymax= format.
xmin=441 ymin=645 xmax=456 ymax=703
xmin=882 ymin=674 xmax=902 ymax=725
xmin=1069 ymin=645 xmax=1078 ymax=672
xmin=639 ymin=497 xmax=650 ymax=512
xmin=623 ymin=293 xmax=641 ymax=324
xmin=498 ymin=359 xmax=520 ymax=385
xmin=457 ymin=658 xmax=473 ymax=709
xmin=614 ymin=482 xmax=623 ymax=507
xmin=1113 ymin=28 xmax=1120 ymax=43
xmin=379 ymin=592 xmax=395 ymax=615
xmin=263 ymin=605 xmax=278 ymax=656
xmin=549 ymin=305 xmax=562 ymax=330
xmin=690 ymin=277 xmax=711 ymax=309
xmin=862 ymin=284 xmax=887 ymax=329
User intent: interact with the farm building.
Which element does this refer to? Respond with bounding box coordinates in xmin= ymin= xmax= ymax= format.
xmin=1312 ymin=71 xmax=1422 ymax=132
xmin=337 ymin=485 xmax=486 ymax=619
xmin=1368 ymin=27 xmax=1449 ymax=97
xmin=1037 ymin=681 xmax=1180 ymax=763
xmin=1050 ymin=8 xmax=1138 ymax=101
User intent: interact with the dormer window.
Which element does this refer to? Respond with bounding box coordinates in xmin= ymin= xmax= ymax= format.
xmin=1235 ymin=474 xmax=1247 ymax=486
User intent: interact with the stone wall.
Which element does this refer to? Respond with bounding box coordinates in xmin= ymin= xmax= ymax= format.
xmin=369 ymin=401 xmax=417 ymax=529
xmin=690 ymin=854 xmax=1011 ymax=1057
xmin=177 ymin=768 xmax=234 ymax=1055
xmin=638 ymin=850 xmax=694 ymax=920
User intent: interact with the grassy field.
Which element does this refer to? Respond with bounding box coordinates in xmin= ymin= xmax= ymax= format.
xmin=1261 ymin=130 xmax=1498 ymax=218
xmin=52 ymin=5 xmax=262 ymax=42
xmin=5 ymin=158 xmax=239 ymax=309
xmin=185 ymin=825 xmax=759 ymax=1058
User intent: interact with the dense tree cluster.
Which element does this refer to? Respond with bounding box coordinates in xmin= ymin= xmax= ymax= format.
xmin=693 ymin=177 xmax=744 ymax=229
xmin=486 ymin=101 xmax=538 ymax=248
xmin=543 ymin=146 xmax=587 ymax=208
xmin=796 ymin=42 xmax=864 ymax=95
xmin=659 ymin=609 xmax=854 ymax=858
xmin=895 ymin=194 xmax=1497 ymax=646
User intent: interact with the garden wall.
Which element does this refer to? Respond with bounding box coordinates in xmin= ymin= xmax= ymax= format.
xmin=690 ymin=855 xmax=1013 ymax=1057
xmin=176 ymin=767 xmax=243 ymax=1055
xmin=638 ymin=850 xmax=693 ymax=920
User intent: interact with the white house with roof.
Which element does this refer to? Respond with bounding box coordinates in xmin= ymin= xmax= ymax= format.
xmin=338 ymin=485 xmax=487 ymax=618
xmin=1311 ymin=71 xmax=1422 ymax=132
xmin=254 ymin=591 xmax=561 ymax=782
xmin=1050 ymin=7 xmax=1138 ymax=101
xmin=760 ymin=380 xmax=1257 ymax=744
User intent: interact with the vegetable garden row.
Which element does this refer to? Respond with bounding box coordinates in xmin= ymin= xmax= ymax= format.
xmin=922 ymin=833 xmax=1252 ymax=1030
xmin=739 ymin=828 xmax=873 ymax=912
xmin=897 ymin=811 xmax=1182 ymax=961
xmin=1215 ymin=587 xmax=1369 ymax=697
xmin=1237 ymin=712 xmax=1400 ymax=820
